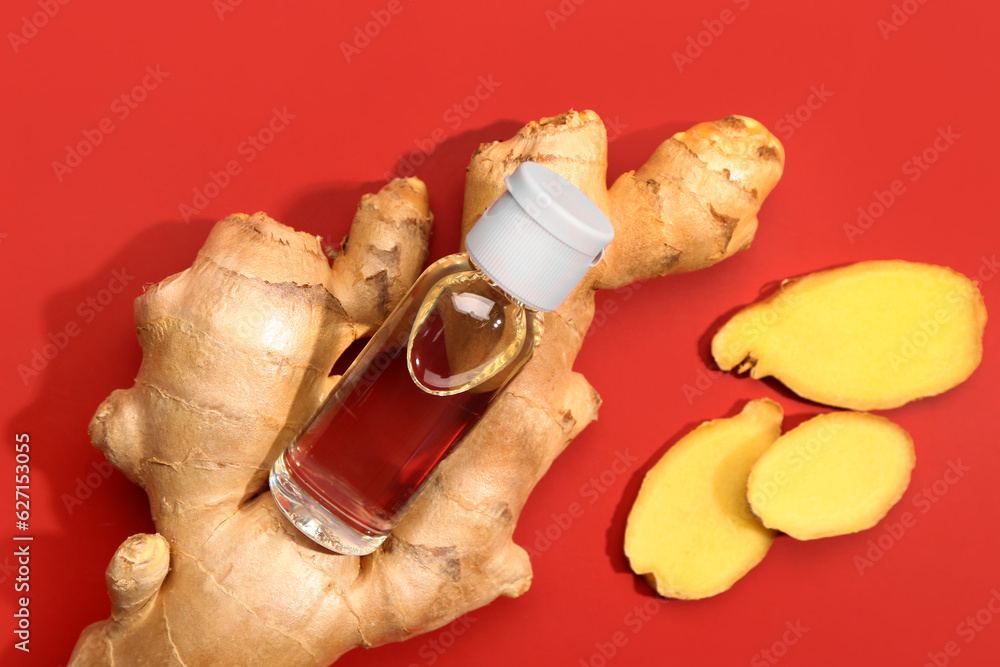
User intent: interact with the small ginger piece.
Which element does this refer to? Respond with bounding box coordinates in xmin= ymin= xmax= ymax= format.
xmin=747 ymin=412 xmax=915 ymax=540
xmin=712 ymin=260 xmax=987 ymax=410
xmin=625 ymin=399 xmax=782 ymax=599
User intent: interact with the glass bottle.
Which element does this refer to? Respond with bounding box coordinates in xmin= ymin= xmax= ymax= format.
xmin=269 ymin=162 xmax=614 ymax=555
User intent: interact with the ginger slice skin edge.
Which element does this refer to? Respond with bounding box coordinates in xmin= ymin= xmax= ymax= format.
xmin=625 ymin=399 xmax=782 ymax=600
xmin=747 ymin=411 xmax=916 ymax=540
xmin=712 ymin=260 xmax=987 ymax=410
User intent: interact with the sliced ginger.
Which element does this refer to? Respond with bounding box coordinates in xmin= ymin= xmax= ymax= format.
xmin=747 ymin=412 xmax=915 ymax=540
xmin=712 ymin=260 xmax=987 ymax=410
xmin=625 ymin=399 xmax=782 ymax=599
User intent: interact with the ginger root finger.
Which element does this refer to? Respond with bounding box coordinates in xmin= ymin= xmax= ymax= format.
xmin=625 ymin=399 xmax=782 ymax=599
xmin=599 ymin=115 xmax=785 ymax=287
xmin=462 ymin=109 xmax=611 ymax=243
xmin=712 ymin=260 xmax=987 ymax=410
xmin=72 ymin=534 xmax=171 ymax=665
xmin=106 ymin=533 xmax=170 ymax=622
xmin=330 ymin=177 xmax=433 ymax=330
xmin=747 ymin=412 xmax=915 ymax=540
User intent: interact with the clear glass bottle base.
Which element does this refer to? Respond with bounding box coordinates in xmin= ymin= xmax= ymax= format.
xmin=269 ymin=454 xmax=387 ymax=556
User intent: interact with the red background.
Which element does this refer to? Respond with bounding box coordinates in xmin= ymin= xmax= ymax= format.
xmin=2 ymin=0 xmax=999 ymax=665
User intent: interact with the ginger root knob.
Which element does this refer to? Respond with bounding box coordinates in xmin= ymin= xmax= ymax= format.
xmin=106 ymin=533 xmax=170 ymax=622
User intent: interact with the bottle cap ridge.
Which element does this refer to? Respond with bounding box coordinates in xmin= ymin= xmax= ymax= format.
xmin=465 ymin=162 xmax=615 ymax=312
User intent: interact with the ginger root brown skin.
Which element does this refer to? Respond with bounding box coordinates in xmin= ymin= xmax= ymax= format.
xmin=71 ymin=110 xmax=784 ymax=666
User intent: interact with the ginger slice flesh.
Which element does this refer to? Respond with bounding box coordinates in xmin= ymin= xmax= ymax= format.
xmin=711 ymin=260 xmax=987 ymax=410
xmin=747 ymin=412 xmax=915 ymax=540
xmin=625 ymin=399 xmax=782 ymax=599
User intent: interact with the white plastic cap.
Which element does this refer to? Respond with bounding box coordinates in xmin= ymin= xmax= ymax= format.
xmin=465 ymin=162 xmax=615 ymax=312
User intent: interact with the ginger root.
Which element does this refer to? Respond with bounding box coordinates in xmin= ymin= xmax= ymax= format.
xmin=712 ymin=260 xmax=987 ymax=409
xmin=71 ymin=110 xmax=783 ymax=665
xmin=624 ymin=399 xmax=783 ymax=599
xmin=747 ymin=412 xmax=915 ymax=540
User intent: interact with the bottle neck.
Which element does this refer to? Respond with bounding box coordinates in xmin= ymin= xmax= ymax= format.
xmin=467 ymin=254 xmax=539 ymax=314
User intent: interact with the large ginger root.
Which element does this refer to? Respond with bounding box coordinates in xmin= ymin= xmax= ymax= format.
xmin=747 ymin=412 xmax=915 ymax=540
xmin=712 ymin=260 xmax=987 ymax=410
xmin=624 ymin=399 xmax=783 ymax=599
xmin=71 ymin=110 xmax=784 ymax=665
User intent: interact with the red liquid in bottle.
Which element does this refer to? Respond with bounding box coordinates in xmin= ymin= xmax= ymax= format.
xmin=282 ymin=308 xmax=494 ymax=536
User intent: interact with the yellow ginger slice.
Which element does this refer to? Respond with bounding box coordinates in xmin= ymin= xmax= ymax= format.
xmin=625 ymin=399 xmax=782 ymax=599
xmin=711 ymin=260 xmax=987 ymax=410
xmin=747 ymin=412 xmax=915 ymax=540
